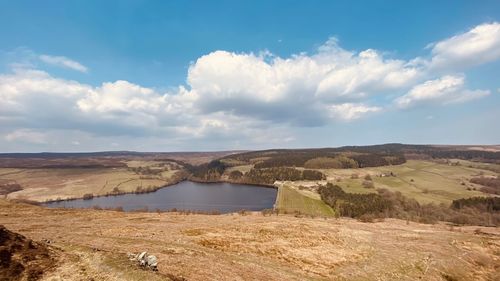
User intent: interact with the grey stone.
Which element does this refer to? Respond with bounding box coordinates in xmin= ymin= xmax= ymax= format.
xmin=146 ymin=255 xmax=158 ymax=268
xmin=138 ymin=251 xmax=147 ymax=261
xmin=128 ymin=251 xmax=158 ymax=270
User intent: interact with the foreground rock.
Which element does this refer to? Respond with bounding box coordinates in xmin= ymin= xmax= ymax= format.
xmin=128 ymin=251 xmax=158 ymax=271
xmin=0 ymin=225 xmax=56 ymax=280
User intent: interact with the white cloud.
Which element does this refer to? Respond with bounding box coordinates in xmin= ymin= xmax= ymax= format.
xmin=188 ymin=41 xmax=420 ymax=104
xmin=1 ymin=22 xmax=499 ymax=150
xmin=328 ymin=103 xmax=381 ymax=120
xmin=77 ymin=80 xmax=166 ymax=117
xmin=395 ymin=75 xmax=490 ymax=108
xmin=315 ymin=48 xmax=420 ymax=99
xmin=0 ymin=68 xmax=92 ymax=118
xmin=39 ymin=54 xmax=88 ymax=72
xmin=186 ymin=39 xmax=419 ymax=124
xmin=428 ymin=22 xmax=500 ymax=70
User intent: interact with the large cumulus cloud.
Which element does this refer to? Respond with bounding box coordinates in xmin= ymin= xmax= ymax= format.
xmin=1 ymin=22 xmax=498 ymax=150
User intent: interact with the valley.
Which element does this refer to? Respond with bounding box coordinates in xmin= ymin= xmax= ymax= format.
xmin=1 ymin=144 xmax=499 ymax=280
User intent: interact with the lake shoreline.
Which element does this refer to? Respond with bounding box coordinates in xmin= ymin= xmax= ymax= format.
xmin=39 ymin=175 xmax=187 ymax=204
xmin=39 ymin=178 xmax=278 ymax=205
xmin=41 ymin=180 xmax=278 ymax=213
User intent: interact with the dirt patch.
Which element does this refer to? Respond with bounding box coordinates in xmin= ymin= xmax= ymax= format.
xmin=0 ymin=225 xmax=56 ymax=281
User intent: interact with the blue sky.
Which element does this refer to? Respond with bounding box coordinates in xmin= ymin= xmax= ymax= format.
xmin=0 ymin=0 xmax=499 ymax=152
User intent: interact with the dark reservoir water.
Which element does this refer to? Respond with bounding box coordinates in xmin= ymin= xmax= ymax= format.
xmin=43 ymin=181 xmax=277 ymax=213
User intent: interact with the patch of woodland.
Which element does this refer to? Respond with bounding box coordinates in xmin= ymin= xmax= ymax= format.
xmin=186 ymin=159 xmax=325 ymax=185
xmin=243 ymin=167 xmax=325 ymax=184
xmin=251 ymin=152 xmax=405 ymax=169
xmin=0 ymin=182 xmax=22 ymax=196
xmin=319 ymin=183 xmax=500 ymax=226
xmin=220 ymin=145 xmax=408 ymax=168
xmin=470 ymin=176 xmax=500 ymax=195
xmin=220 ymin=144 xmax=500 ymax=169
xmin=187 ymin=160 xmax=228 ymax=182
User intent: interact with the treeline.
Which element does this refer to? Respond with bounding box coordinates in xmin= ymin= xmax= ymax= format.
xmin=318 ymin=183 xmax=500 ymax=226
xmin=244 ymin=167 xmax=325 ymax=184
xmin=470 ymin=176 xmax=500 ymax=195
xmin=248 ymin=151 xmax=405 ymax=169
xmin=452 ymin=197 xmax=500 ymax=212
xmin=129 ymin=166 xmax=164 ymax=175
xmin=187 ymin=160 xmax=325 ymax=184
xmin=319 ymin=184 xmax=392 ymax=217
xmin=304 ymin=156 xmax=358 ymax=169
xmin=187 ymin=160 xmax=227 ymax=182
xmin=222 ymin=144 xmax=500 ymax=169
xmin=350 ymin=154 xmax=405 ymax=168
xmin=368 ymin=144 xmax=500 ymax=163
xmin=427 ymin=150 xmax=500 ymax=163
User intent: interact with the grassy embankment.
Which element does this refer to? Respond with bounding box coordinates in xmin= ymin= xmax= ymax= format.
xmin=274 ymin=184 xmax=335 ymax=217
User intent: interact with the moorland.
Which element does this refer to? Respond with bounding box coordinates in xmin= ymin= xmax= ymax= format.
xmin=1 ymin=143 xmax=499 ymax=280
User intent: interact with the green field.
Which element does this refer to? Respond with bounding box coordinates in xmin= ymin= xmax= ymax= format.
xmin=327 ymin=160 xmax=497 ymax=204
xmin=275 ymin=185 xmax=335 ymax=217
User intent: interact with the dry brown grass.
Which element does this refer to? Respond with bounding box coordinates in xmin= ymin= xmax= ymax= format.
xmin=0 ymin=166 xmax=181 ymax=202
xmin=0 ymin=199 xmax=498 ymax=281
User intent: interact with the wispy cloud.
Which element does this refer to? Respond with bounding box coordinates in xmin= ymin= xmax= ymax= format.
xmin=39 ymin=54 xmax=88 ymax=72
xmin=428 ymin=22 xmax=500 ymax=70
xmin=395 ymin=75 xmax=489 ymax=108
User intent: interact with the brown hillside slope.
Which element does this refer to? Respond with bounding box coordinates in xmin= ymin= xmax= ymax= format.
xmin=0 ymin=225 xmax=56 ymax=281
xmin=0 ymin=200 xmax=499 ymax=280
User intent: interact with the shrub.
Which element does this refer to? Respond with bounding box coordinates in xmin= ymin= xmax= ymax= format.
xmin=82 ymin=193 xmax=94 ymax=200
xmin=362 ymin=180 xmax=375 ymax=189
xmin=261 ymin=209 xmax=276 ymax=216
xmin=302 ymin=169 xmax=326 ymax=180
xmin=358 ymin=213 xmax=377 ymax=223
xmin=229 ymin=170 xmax=244 ymax=180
